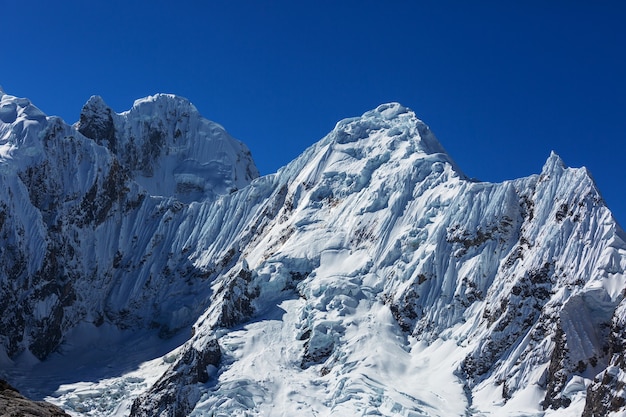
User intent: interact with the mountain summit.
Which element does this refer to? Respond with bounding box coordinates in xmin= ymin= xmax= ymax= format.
xmin=1 ymin=90 xmax=625 ymax=416
xmin=76 ymin=93 xmax=258 ymax=202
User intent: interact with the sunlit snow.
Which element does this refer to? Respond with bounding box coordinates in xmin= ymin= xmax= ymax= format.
xmin=1 ymin=93 xmax=625 ymax=416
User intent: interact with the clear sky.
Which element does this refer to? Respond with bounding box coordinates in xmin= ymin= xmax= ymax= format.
xmin=2 ymin=1 xmax=625 ymax=225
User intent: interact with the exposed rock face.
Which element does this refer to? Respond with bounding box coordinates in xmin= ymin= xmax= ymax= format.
xmin=0 ymin=91 xmax=259 ymax=361
xmin=130 ymin=104 xmax=624 ymax=416
xmin=75 ymin=94 xmax=259 ymax=202
xmin=0 ymin=379 xmax=71 ymax=417
xmin=129 ymin=338 xmax=221 ymax=417
xmin=77 ymin=95 xmax=117 ymax=153
xmin=1 ymin=92 xmax=626 ymax=416
xmin=582 ymin=298 xmax=626 ymax=416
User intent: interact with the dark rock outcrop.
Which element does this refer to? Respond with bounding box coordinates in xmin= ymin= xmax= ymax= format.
xmin=0 ymin=379 xmax=70 ymax=417
xmin=129 ymin=338 xmax=222 ymax=417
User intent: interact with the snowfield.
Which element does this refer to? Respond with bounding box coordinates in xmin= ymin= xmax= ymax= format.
xmin=1 ymin=88 xmax=625 ymax=416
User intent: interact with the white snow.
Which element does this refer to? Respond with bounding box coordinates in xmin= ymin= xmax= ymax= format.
xmin=110 ymin=93 xmax=259 ymax=203
xmin=1 ymin=93 xmax=625 ymax=416
xmin=7 ymin=322 xmax=189 ymax=416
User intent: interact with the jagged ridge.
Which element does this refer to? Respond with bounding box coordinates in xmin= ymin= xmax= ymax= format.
xmin=1 ymin=91 xmax=625 ymax=416
xmin=0 ymin=89 xmax=259 ymax=362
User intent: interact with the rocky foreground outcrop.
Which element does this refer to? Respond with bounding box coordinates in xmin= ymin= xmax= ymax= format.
xmin=0 ymin=379 xmax=70 ymax=417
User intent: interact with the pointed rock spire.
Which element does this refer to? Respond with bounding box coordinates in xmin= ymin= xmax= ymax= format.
xmin=77 ymin=95 xmax=117 ymax=152
xmin=541 ymin=150 xmax=567 ymax=176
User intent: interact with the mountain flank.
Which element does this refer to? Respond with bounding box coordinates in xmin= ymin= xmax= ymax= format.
xmin=1 ymin=89 xmax=625 ymax=416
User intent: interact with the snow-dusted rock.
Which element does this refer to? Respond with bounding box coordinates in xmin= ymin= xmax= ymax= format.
xmin=0 ymin=379 xmax=70 ymax=417
xmin=1 ymin=93 xmax=625 ymax=417
xmin=76 ymin=93 xmax=258 ymax=203
xmin=0 ymin=90 xmax=259 ymax=363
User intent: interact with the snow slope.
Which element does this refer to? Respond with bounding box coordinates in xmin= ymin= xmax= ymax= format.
xmin=1 ymin=91 xmax=626 ymax=416
xmin=76 ymin=93 xmax=258 ymax=202
xmin=0 ymin=88 xmax=258 ymax=363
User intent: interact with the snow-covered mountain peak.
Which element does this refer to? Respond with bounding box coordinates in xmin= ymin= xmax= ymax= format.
xmin=331 ymin=102 xmax=445 ymax=151
xmin=537 ymin=150 xmax=605 ymax=210
xmin=79 ymin=95 xmax=111 ymax=121
xmin=320 ymin=102 xmax=463 ymax=177
xmin=76 ymin=92 xmax=259 ymax=202
xmin=128 ymin=93 xmax=199 ymax=115
xmin=83 ymin=94 xmax=109 ymax=109
xmin=0 ymin=91 xmax=49 ymax=165
xmin=363 ymin=102 xmax=411 ymax=120
xmin=277 ymin=102 xmax=464 ymax=199
xmin=75 ymin=95 xmax=117 ymax=148
xmin=542 ymin=150 xmax=567 ymax=175
xmin=3 ymin=93 xmax=626 ymax=417
xmin=0 ymin=91 xmax=46 ymax=126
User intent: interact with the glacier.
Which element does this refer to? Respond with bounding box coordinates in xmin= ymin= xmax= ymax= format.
xmin=1 ymin=88 xmax=625 ymax=416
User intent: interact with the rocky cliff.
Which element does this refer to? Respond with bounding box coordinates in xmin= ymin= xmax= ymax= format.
xmin=1 ymin=91 xmax=625 ymax=416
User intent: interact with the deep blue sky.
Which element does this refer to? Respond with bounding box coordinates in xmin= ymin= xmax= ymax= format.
xmin=2 ymin=1 xmax=625 ymax=225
